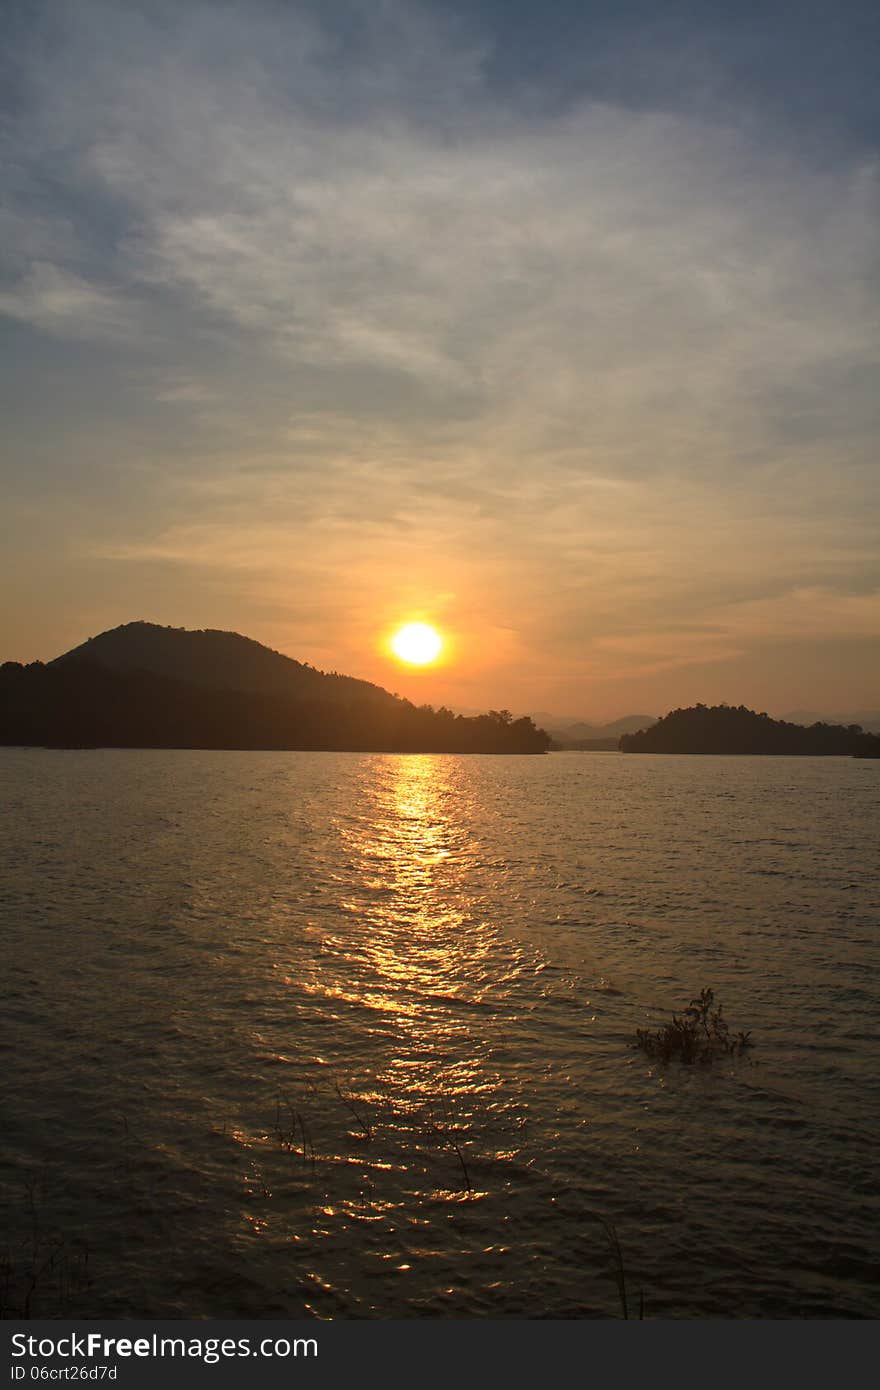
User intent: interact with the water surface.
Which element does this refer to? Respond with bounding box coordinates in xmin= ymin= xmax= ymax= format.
xmin=2 ymin=749 xmax=878 ymax=1318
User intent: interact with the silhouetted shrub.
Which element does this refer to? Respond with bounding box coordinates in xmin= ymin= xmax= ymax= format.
xmin=635 ymin=988 xmax=753 ymax=1064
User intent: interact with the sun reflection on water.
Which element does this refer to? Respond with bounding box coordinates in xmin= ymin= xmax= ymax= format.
xmin=334 ymin=757 xmax=512 ymax=1053
xmin=232 ymin=756 xmax=543 ymax=1311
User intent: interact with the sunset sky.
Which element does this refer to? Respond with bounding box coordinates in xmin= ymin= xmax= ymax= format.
xmin=2 ymin=0 xmax=878 ymax=719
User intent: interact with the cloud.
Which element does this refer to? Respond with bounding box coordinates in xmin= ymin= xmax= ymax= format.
xmin=0 ymin=261 xmax=131 ymax=339
xmin=1 ymin=0 xmax=878 ymax=709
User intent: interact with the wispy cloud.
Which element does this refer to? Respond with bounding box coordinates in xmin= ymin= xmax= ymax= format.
xmin=0 ymin=261 xmax=132 ymax=339
xmin=1 ymin=0 xmax=878 ymax=712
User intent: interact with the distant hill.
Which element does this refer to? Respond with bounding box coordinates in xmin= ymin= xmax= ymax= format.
xmin=539 ymin=713 xmax=657 ymax=746
xmin=553 ymin=736 xmax=620 ymax=752
xmin=848 ymin=710 xmax=880 ymax=735
xmin=784 ymin=708 xmax=880 ymax=735
xmin=2 ymin=622 xmax=551 ymax=754
xmin=620 ymin=704 xmax=880 ymax=756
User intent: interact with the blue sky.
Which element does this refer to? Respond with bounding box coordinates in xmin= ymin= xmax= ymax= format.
xmin=2 ymin=0 xmax=878 ymax=716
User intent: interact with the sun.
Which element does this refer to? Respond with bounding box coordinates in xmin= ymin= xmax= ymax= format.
xmin=390 ymin=622 xmax=443 ymax=666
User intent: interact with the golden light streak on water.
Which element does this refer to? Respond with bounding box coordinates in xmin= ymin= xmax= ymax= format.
xmin=1 ymin=749 xmax=878 ymax=1317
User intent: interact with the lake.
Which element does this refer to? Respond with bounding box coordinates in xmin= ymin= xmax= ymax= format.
xmin=1 ymin=749 xmax=878 ymax=1318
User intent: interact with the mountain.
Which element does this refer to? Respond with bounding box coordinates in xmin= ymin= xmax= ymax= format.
xmin=586 ymin=714 xmax=657 ymax=737
xmin=550 ymin=715 xmax=657 ymax=749
xmin=53 ymin=621 xmax=395 ymax=707
xmin=2 ymin=622 xmax=551 ymax=753
xmin=534 ymin=712 xmax=657 ymax=742
xmin=620 ymin=704 xmax=880 ymax=756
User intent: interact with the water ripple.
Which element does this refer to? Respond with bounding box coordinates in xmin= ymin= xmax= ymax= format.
xmin=1 ymin=748 xmax=878 ymax=1318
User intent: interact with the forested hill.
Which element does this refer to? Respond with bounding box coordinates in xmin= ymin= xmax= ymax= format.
xmin=619 ymin=704 xmax=880 ymax=756
xmin=1 ymin=624 xmax=550 ymax=753
xmin=53 ymin=621 xmax=395 ymax=707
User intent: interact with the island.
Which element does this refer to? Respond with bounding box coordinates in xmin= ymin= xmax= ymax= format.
xmin=619 ymin=704 xmax=880 ymax=756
